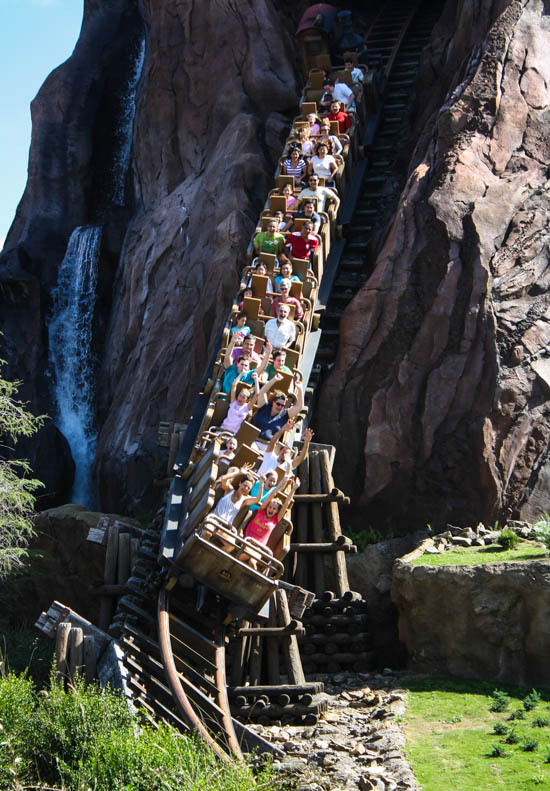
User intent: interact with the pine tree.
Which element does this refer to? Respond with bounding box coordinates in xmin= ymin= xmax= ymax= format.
xmin=0 ymin=359 xmax=44 ymax=577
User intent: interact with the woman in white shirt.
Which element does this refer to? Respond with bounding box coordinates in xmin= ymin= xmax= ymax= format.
xmin=308 ymin=142 xmax=338 ymax=186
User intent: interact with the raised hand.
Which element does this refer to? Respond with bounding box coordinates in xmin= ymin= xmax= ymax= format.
xmin=304 ymin=428 xmax=314 ymax=441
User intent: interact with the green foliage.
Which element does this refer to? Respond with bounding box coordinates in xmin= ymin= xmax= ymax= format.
xmin=0 ymin=671 xmax=276 ymax=791
xmin=411 ymin=544 xmax=547 ymax=566
xmin=400 ymin=675 xmax=550 ymax=790
xmin=505 ymin=729 xmax=520 ymax=744
xmin=509 ymin=708 xmax=526 ymax=721
xmin=532 ymin=718 xmax=549 ymax=728
xmin=0 ymin=359 xmax=44 ymax=578
xmin=490 ymin=744 xmax=508 ymax=758
xmin=497 ymin=528 xmax=520 ymax=551
xmin=343 ymin=525 xmax=392 ymax=550
xmin=523 ymin=690 xmax=541 ymax=711
xmin=490 ymin=690 xmax=511 ymax=712
xmin=532 ymin=512 xmax=550 ymax=550
xmin=521 ymin=739 xmax=538 ymax=752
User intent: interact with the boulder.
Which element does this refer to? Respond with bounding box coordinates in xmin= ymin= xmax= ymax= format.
xmin=317 ymin=0 xmax=550 ymax=530
xmin=392 ymin=556 xmax=550 ymax=685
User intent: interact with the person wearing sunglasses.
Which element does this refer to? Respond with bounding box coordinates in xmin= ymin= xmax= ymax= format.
xmin=251 ymin=374 xmax=304 ymax=449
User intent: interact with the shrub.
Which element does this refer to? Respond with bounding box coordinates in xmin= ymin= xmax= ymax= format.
xmin=490 ymin=690 xmax=510 ymax=712
xmin=505 ymin=729 xmax=520 ymax=744
xmin=532 ymin=717 xmax=550 ymax=728
xmin=489 ymin=744 xmax=508 ymax=758
xmin=508 ymin=708 xmax=526 ymax=721
xmin=0 ymin=672 xmax=273 ymax=791
xmin=522 ymin=739 xmax=538 ymax=752
xmin=533 ymin=512 xmax=550 ymax=550
xmin=497 ymin=528 xmax=520 ymax=551
xmin=523 ymin=689 xmax=541 ymax=711
xmin=492 ymin=723 xmax=508 ymax=735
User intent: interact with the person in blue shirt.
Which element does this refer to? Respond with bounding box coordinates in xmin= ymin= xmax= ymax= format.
xmin=248 ymin=470 xmax=278 ymax=512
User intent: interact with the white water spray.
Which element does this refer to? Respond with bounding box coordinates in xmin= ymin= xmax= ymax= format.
xmin=49 ymin=226 xmax=102 ymax=507
xmin=111 ymin=37 xmax=145 ymax=206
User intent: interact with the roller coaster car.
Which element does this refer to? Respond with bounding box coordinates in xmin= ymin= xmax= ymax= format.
xmin=174 ymin=516 xmax=292 ymax=620
xmin=296 ymin=4 xmax=339 ymax=74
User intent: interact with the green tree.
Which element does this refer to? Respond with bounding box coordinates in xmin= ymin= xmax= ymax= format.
xmin=0 ymin=359 xmax=44 ymax=577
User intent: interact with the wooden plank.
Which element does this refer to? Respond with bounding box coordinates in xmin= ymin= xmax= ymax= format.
xmin=309 ymin=451 xmax=325 ymax=596
xmin=275 ymin=589 xmax=305 ymax=685
xmin=99 ymin=524 xmax=119 ymax=631
xmin=68 ymin=627 xmax=84 ymax=680
xmin=55 ymin=622 xmax=71 ymax=682
xmin=295 ymin=454 xmax=309 ymax=590
xmin=319 ymin=449 xmax=350 ymax=596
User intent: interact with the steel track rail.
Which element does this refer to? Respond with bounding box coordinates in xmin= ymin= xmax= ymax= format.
xmin=157 ymin=588 xmax=243 ymax=761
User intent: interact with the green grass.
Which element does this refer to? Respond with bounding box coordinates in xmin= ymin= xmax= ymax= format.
xmin=410 ymin=543 xmax=548 ymax=566
xmin=399 ymin=675 xmax=550 ymax=791
xmin=0 ymin=671 xmax=280 ymax=791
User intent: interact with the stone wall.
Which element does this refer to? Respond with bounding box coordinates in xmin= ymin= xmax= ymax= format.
xmin=391 ymin=553 xmax=550 ymax=686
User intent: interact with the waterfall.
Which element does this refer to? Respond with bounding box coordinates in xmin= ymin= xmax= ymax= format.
xmin=47 ymin=32 xmax=145 ymax=507
xmin=111 ymin=37 xmax=145 ymax=206
xmin=48 ymin=226 xmax=102 ymax=507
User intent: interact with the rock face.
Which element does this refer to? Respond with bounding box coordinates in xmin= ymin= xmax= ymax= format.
xmin=0 ymin=505 xmax=140 ymax=627
xmin=0 ymin=0 xmax=302 ymax=511
xmin=347 ymin=534 xmax=426 ymax=667
xmin=94 ymin=0 xmax=303 ymax=511
xmin=317 ymin=0 xmax=550 ymax=530
xmin=392 ymin=555 xmax=550 ymax=686
xmin=0 ymin=0 xmax=145 ymax=504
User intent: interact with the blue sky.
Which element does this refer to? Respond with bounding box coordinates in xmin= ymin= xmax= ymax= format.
xmin=0 ymin=0 xmax=84 ymax=248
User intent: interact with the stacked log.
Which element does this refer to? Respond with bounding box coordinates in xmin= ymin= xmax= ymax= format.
xmin=299 ymin=590 xmax=376 ymax=675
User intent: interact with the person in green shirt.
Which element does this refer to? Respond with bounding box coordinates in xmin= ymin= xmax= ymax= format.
xmin=253 ymin=219 xmax=285 ymax=257
xmin=264 ymin=348 xmax=293 ymax=379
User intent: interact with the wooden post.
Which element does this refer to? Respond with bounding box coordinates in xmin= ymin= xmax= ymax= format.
xmin=319 ymin=449 xmax=349 ymax=595
xmin=275 ymin=589 xmax=305 ymax=685
xmin=266 ymin=596 xmax=281 ymax=684
xmin=68 ymin=627 xmax=84 ymax=681
xmin=248 ymin=633 xmax=262 ymax=687
xmin=295 ymin=455 xmax=310 ymax=590
xmin=129 ymin=537 xmax=140 ymax=572
xmin=229 ymin=623 xmax=249 ymax=687
xmin=117 ymin=532 xmax=131 ymax=584
xmin=55 ymin=622 xmax=71 ymax=683
xmin=309 ymin=451 xmax=325 ymax=596
xmin=83 ymin=635 xmax=96 ymax=684
xmin=99 ymin=524 xmax=119 ymax=631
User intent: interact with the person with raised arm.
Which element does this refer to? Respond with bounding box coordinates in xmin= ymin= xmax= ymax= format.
xmin=241 ymin=474 xmax=301 ymax=570
xmin=218 ymin=370 xmax=260 ymax=435
xmin=222 ymin=334 xmax=269 ymax=394
xmin=252 ymin=375 xmax=304 ymax=448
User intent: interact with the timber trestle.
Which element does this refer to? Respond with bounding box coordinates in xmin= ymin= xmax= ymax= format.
xmin=35 ymin=0 xmax=443 ymax=763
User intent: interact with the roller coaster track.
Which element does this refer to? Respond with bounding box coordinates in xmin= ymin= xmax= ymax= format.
xmin=116 ymin=0 xmax=442 ymax=761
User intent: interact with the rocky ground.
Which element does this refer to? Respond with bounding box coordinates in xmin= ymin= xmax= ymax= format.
xmin=252 ymin=671 xmax=417 ymax=791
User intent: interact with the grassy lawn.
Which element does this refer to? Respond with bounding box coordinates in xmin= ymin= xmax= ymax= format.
xmin=410 ymin=543 xmax=548 ymax=566
xmin=399 ymin=675 xmax=550 ymax=790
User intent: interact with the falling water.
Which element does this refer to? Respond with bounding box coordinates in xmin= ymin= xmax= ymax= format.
xmin=49 ymin=226 xmax=102 ymax=507
xmin=111 ymin=37 xmax=145 ymax=206
xmin=48 ymin=32 xmax=145 ymax=506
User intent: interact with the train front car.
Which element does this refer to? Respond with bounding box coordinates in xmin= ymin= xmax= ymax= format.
xmin=296 ymin=4 xmax=339 ymax=74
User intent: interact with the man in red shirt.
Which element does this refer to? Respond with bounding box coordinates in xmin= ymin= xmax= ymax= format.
xmin=284 ymin=220 xmax=319 ymax=262
xmin=327 ymin=99 xmax=352 ymax=134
